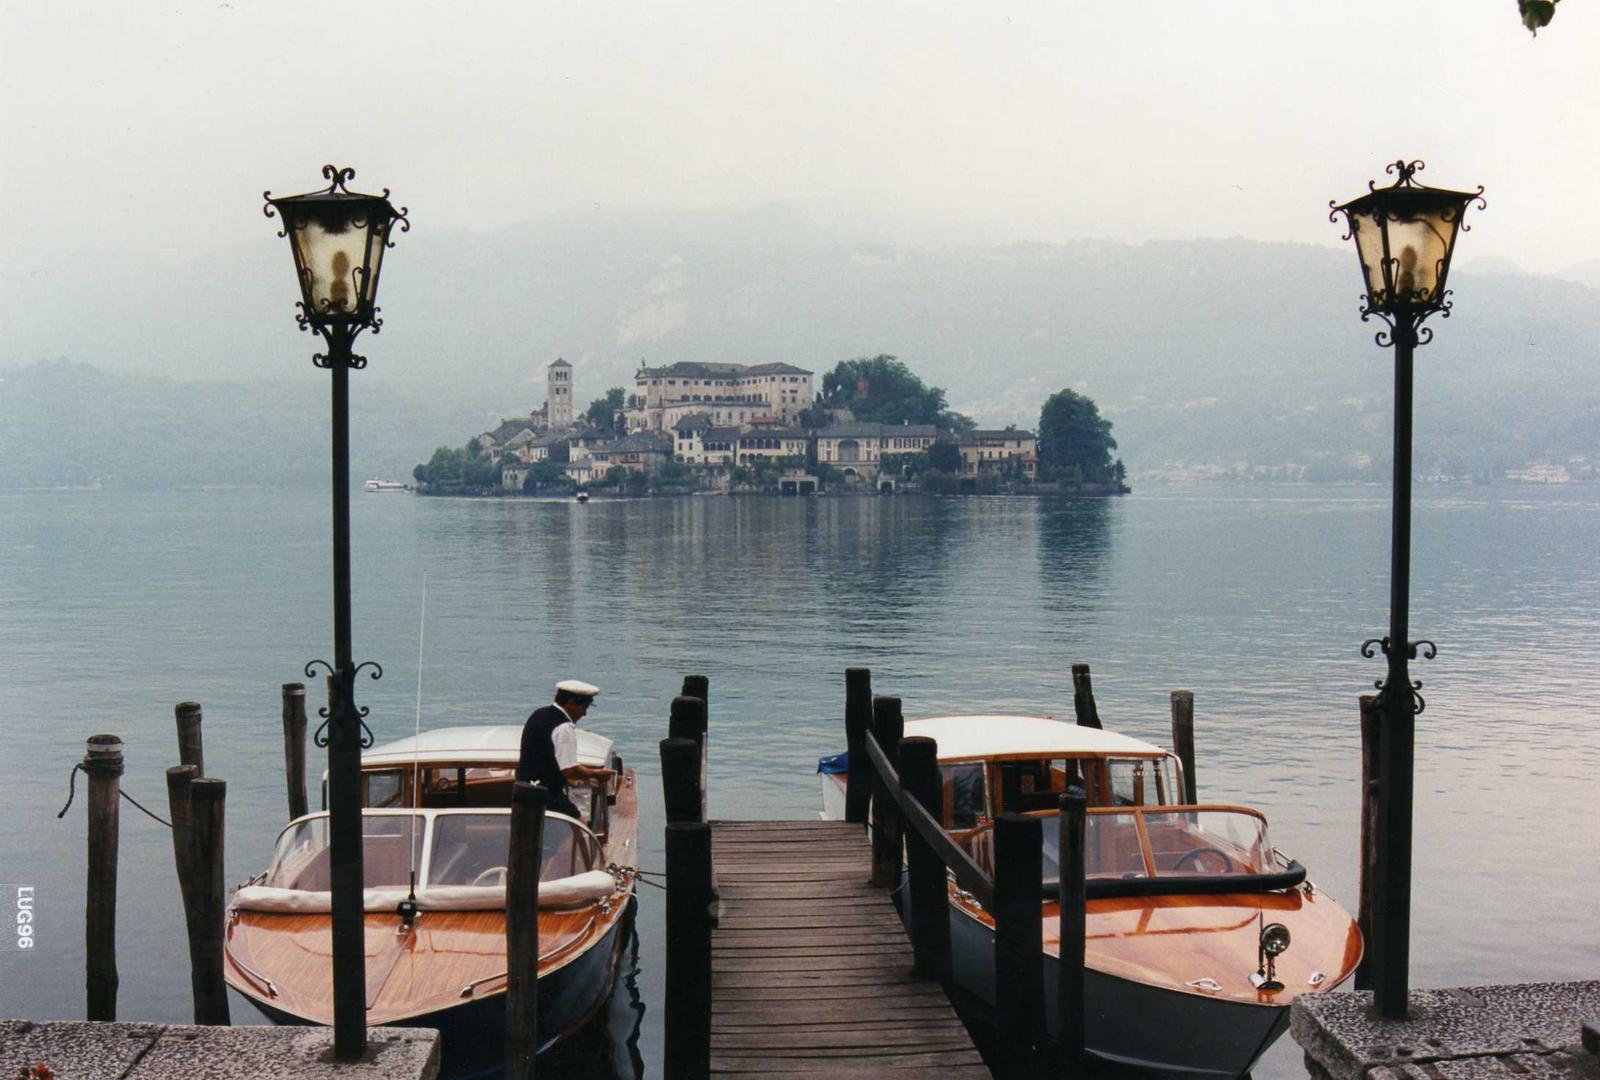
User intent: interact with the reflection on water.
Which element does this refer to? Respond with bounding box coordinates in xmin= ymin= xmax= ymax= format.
xmin=2 ymin=486 xmax=1598 ymax=1080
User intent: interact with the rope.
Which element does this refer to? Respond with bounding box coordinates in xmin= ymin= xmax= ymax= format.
xmin=57 ymin=762 xmax=172 ymax=827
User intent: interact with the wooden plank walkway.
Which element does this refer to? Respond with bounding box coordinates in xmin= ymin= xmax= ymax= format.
xmin=709 ymin=818 xmax=991 ymax=1077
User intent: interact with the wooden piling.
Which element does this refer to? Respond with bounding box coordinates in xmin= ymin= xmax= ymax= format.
xmin=186 ymin=778 xmax=229 ymax=1025
xmin=843 ymin=667 xmax=873 ymax=824
xmin=1356 ymin=693 xmax=1380 ymax=992
xmin=174 ymin=701 xmax=204 ymax=776
xmin=83 ymin=734 xmax=123 ymax=1021
xmin=898 ymin=736 xmax=950 ymax=981
xmin=1071 ymin=663 xmax=1102 ymax=729
xmin=994 ymin=812 xmax=1045 ymax=1066
xmin=281 ymin=682 xmax=308 ymax=820
xmin=664 ymin=821 xmax=713 ymax=1080
xmin=659 ymin=737 xmax=703 ymax=825
xmin=669 ymin=694 xmax=708 ymax=822
xmin=1170 ymin=690 xmax=1197 ymax=804
xmin=165 ymin=765 xmax=198 ymax=917
xmin=869 ymin=695 xmax=905 ymax=888
xmin=1057 ymin=793 xmax=1088 ymax=1076
xmin=680 ymin=674 xmax=709 ymax=707
xmin=506 ymin=781 xmax=547 ymax=1080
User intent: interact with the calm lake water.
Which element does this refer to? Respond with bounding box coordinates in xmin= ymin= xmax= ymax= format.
xmin=2 ymin=485 xmax=1597 ymax=1077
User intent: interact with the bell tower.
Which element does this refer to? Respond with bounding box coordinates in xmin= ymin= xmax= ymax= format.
xmin=547 ymin=357 xmax=573 ymax=430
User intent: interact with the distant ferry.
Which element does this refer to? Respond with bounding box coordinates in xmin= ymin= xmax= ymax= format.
xmin=363 ymin=479 xmax=409 ymax=493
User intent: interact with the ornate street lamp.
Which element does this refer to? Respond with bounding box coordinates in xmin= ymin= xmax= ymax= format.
xmin=264 ymin=165 xmax=408 ymax=1058
xmin=1330 ymin=160 xmax=1483 ymax=1019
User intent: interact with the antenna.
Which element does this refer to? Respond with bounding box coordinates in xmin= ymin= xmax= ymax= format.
xmin=398 ymin=570 xmax=427 ymax=929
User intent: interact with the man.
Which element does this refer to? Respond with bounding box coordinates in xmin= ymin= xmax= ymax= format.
xmin=516 ymin=679 xmax=614 ymax=819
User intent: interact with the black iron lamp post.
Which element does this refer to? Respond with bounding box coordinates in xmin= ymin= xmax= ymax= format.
xmin=264 ymin=165 xmax=409 ymax=1059
xmin=1330 ymin=160 xmax=1483 ymax=1019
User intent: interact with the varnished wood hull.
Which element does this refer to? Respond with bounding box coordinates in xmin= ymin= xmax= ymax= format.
xmin=240 ymin=900 xmax=634 ymax=1078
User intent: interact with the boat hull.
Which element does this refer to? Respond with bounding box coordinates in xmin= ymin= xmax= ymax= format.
xmin=946 ymin=897 xmax=1286 ymax=1079
xmin=241 ymin=897 xmax=634 ymax=1076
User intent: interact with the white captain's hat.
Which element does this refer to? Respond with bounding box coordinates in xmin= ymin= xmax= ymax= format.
xmin=555 ymin=679 xmax=601 ymax=700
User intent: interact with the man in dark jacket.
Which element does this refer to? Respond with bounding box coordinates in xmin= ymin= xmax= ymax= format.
xmin=516 ymin=679 xmax=612 ymax=819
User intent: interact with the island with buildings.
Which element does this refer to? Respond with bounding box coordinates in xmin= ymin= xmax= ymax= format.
xmin=413 ymin=356 xmax=1126 ymax=497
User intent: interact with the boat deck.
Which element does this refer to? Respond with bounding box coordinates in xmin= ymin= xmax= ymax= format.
xmin=708 ymin=818 xmax=990 ymax=1077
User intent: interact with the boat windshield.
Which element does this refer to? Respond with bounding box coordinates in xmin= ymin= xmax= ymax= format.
xmin=263 ymin=811 xmax=603 ymax=892
xmin=1040 ymin=807 xmax=1288 ymax=886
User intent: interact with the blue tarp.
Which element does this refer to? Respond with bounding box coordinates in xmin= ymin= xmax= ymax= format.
xmin=816 ymin=751 xmax=848 ymax=775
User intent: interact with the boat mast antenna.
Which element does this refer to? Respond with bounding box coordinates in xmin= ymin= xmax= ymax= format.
xmin=397 ymin=570 xmax=428 ymax=930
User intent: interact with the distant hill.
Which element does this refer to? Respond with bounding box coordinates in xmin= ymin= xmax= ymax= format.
xmin=4 ymin=209 xmax=1597 ymax=487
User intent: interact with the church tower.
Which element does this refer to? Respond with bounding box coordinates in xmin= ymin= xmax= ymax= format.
xmin=547 ymin=357 xmax=573 ymax=430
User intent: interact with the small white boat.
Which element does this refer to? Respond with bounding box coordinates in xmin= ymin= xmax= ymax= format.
xmin=821 ymin=714 xmax=1360 ymax=1080
xmin=575 ymin=491 xmax=590 ymax=503
xmin=364 ymin=479 xmax=408 ymax=493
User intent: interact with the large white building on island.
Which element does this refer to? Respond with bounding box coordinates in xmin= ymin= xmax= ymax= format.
xmin=625 ymin=361 xmax=814 ymax=431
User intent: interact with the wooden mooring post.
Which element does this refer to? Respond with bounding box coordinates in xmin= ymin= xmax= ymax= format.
xmin=506 ymin=781 xmax=547 ymax=1080
xmin=282 ymin=682 xmax=309 ymax=820
xmin=174 ymin=701 xmax=204 ymax=776
xmin=843 ymin=666 xmax=873 ymax=824
xmin=1170 ymin=689 xmax=1198 ymax=803
xmin=186 ymin=778 xmax=229 ymax=1024
xmin=1071 ymin=663 xmax=1102 ymax=729
xmin=994 ymin=812 xmax=1046 ymax=1068
xmin=664 ymin=821 xmax=713 ymax=1080
xmin=669 ymin=693 xmax=708 ymax=822
xmin=869 ymin=695 xmax=904 ymax=888
xmin=680 ymin=673 xmax=709 ymax=708
xmin=1057 ymin=792 xmax=1088 ymax=1077
xmin=83 ymin=734 xmax=123 ymax=1021
xmin=899 ymin=736 xmax=951 ymax=981
xmin=659 ymin=736 xmax=702 ymax=825
xmin=1356 ymin=693 xmax=1380 ymax=992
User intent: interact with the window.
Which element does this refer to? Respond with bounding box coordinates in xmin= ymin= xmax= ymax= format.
xmin=941 ymin=763 xmax=987 ymax=829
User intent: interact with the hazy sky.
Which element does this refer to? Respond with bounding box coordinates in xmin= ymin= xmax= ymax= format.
xmin=4 ymin=0 xmax=1598 ymax=280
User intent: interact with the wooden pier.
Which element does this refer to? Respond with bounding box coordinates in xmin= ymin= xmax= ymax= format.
xmin=708 ymin=818 xmax=989 ymax=1077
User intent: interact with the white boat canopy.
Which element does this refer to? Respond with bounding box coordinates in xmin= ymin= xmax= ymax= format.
xmin=904 ymin=714 xmax=1167 ymax=763
xmin=354 ymin=725 xmax=614 ymax=771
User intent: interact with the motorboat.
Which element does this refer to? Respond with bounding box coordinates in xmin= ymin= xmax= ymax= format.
xmin=224 ymin=725 xmax=638 ymax=1074
xmin=821 ymin=714 xmax=1360 ymax=1079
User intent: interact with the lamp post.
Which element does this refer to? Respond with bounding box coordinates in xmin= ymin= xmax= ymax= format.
xmin=264 ymin=165 xmax=408 ymax=1059
xmin=1330 ymin=160 xmax=1483 ymax=1019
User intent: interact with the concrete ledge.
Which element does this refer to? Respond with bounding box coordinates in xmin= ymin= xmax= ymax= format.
xmin=1292 ymin=981 xmax=1600 ymax=1080
xmin=0 ymin=1020 xmax=440 ymax=1080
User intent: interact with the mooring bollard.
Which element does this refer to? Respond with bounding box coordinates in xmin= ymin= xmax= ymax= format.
xmin=844 ymin=667 xmax=874 ymax=825
xmin=187 ymin=778 xmax=229 ymax=1025
xmin=83 ymin=734 xmax=123 ymax=1021
xmin=869 ymin=695 xmax=905 ymax=888
xmin=1057 ymin=793 xmax=1088 ymax=1078
xmin=669 ymin=693 xmax=708 ymax=821
xmin=282 ymin=682 xmax=308 ymax=820
xmin=174 ymin=701 xmax=204 ymax=776
xmin=1170 ymin=690 xmax=1197 ymax=804
xmin=664 ymin=821 xmax=713 ymax=1080
xmin=1356 ymin=693 xmax=1380 ymax=992
xmin=659 ymin=737 xmax=703 ymax=825
xmin=506 ymin=781 xmax=547 ymax=1080
xmin=1071 ymin=663 xmax=1102 ymax=729
xmin=898 ymin=736 xmax=950 ymax=981
xmin=995 ymin=812 xmax=1045 ymax=1067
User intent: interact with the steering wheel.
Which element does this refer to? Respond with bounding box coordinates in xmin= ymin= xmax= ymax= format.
xmin=1173 ymin=847 xmax=1234 ymax=874
xmin=471 ymin=866 xmax=508 ymax=887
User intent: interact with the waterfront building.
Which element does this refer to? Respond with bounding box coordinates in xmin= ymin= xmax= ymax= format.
xmin=815 ymin=422 xmax=941 ymax=480
xmin=735 ymin=428 xmax=809 ymax=466
xmin=477 ymin=417 xmax=539 ymax=462
xmin=501 ymin=460 xmax=530 ymax=491
xmin=627 ymin=361 xmax=814 ymax=431
xmin=956 ymin=428 xmax=1038 ymax=478
xmin=608 ymin=432 xmax=674 ymax=476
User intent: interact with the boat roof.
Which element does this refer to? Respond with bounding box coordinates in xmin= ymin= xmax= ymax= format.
xmin=360 ymin=725 xmax=612 ymax=768
xmin=904 ymin=714 xmax=1167 ymax=762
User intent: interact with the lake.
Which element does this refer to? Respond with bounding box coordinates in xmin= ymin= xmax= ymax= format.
xmin=2 ymin=484 xmax=1597 ymax=1077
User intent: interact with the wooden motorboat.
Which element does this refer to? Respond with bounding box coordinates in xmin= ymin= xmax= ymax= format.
xmin=225 ymin=726 xmax=638 ymax=1073
xmin=822 ymin=714 xmax=1360 ymax=1080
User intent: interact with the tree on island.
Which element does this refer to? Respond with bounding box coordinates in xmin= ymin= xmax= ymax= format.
xmin=583 ymin=388 xmax=627 ymax=432
xmin=522 ymin=459 xmax=569 ymax=493
xmin=413 ymin=439 xmax=499 ymax=492
xmin=1037 ymin=389 xmax=1124 ymax=489
xmin=812 ymin=355 xmax=975 ymax=431
xmin=926 ymin=439 xmax=962 ymax=474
